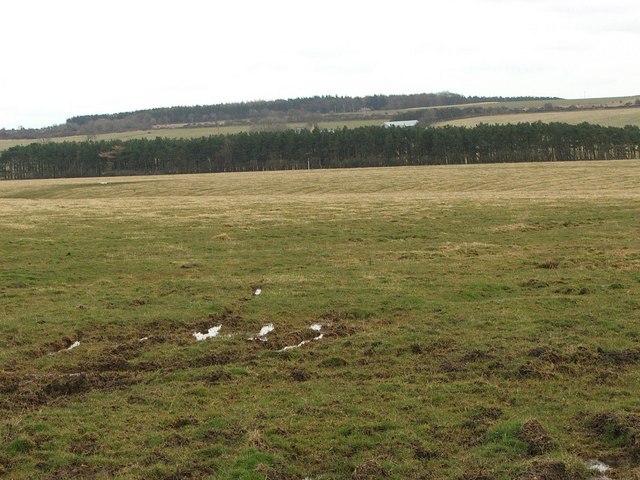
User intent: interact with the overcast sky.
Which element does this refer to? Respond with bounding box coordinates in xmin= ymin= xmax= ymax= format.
xmin=1 ymin=0 xmax=638 ymax=129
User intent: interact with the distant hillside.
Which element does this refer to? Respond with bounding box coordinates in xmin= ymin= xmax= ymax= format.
xmin=391 ymin=96 xmax=640 ymax=126
xmin=433 ymin=106 xmax=640 ymax=129
xmin=0 ymin=92 xmax=555 ymax=140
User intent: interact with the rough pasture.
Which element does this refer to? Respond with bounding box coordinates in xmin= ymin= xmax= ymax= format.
xmin=1 ymin=161 xmax=639 ymax=478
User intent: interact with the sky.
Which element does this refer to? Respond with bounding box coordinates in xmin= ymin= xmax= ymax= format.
xmin=1 ymin=0 xmax=638 ymax=129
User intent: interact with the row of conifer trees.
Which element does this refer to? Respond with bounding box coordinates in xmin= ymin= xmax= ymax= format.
xmin=2 ymin=122 xmax=639 ymax=180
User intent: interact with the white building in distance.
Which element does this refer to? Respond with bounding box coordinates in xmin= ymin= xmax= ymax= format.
xmin=382 ymin=120 xmax=419 ymax=128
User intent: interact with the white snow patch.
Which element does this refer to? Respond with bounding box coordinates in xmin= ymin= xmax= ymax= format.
xmin=310 ymin=324 xmax=322 ymax=331
xmin=587 ymin=459 xmax=611 ymax=473
xmin=258 ymin=324 xmax=274 ymax=337
xmin=66 ymin=341 xmax=80 ymax=351
xmin=139 ymin=336 xmax=149 ymax=342
xmin=248 ymin=323 xmax=274 ymax=341
xmin=254 ymin=288 xmax=262 ymax=296
xmin=278 ymin=333 xmax=324 ymax=352
xmin=193 ymin=325 xmax=222 ymax=341
xmin=99 ymin=182 xmax=109 ymax=185
xmin=279 ymin=341 xmax=308 ymax=352
xmin=588 ymin=460 xmax=610 ymax=473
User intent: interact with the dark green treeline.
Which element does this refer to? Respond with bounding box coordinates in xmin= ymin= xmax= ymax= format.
xmin=2 ymin=122 xmax=639 ymax=180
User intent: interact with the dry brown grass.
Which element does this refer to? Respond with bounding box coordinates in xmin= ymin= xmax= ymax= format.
xmin=2 ymin=160 xmax=638 ymax=235
xmin=435 ymin=107 xmax=640 ymax=128
xmin=2 ymin=160 xmax=639 ymax=199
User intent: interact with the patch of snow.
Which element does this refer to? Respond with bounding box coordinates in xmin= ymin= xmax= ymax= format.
xmin=279 ymin=340 xmax=308 ymax=352
xmin=193 ymin=325 xmax=222 ymax=341
xmin=99 ymin=182 xmax=108 ymax=185
xmin=254 ymin=288 xmax=262 ymax=296
xmin=248 ymin=323 xmax=274 ymax=341
xmin=587 ymin=460 xmax=610 ymax=473
xmin=310 ymin=324 xmax=322 ymax=331
xmin=587 ymin=460 xmax=611 ymax=480
xmin=66 ymin=341 xmax=80 ymax=351
xmin=258 ymin=323 xmax=274 ymax=337
xmin=587 ymin=460 xmax=612 ymax=480
xmin=139 ymin=336 xmax=149 ymax=342
xmin=278 ymin=333 xmax=324 ymax=352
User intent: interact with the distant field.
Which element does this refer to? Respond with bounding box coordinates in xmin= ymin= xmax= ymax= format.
xmin=0 ymin=118 xmax=386 ymax=152
xmin=486 ymin=95 xmax=639 ymax=110
xmin=435 ymin=107 xmax=640 ymax=128
xmin=385 ymin=95 xmax=640 ymax=114
xmin=2 ymin=161 xmax=640 ymax=478
xmin=3 ymin=96 xmax=639 ymax=153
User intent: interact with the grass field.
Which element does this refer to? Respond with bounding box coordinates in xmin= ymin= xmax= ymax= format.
xmin=478 ymin=96 xmax=640 ymax=110
xmin=435 ymin=107 xmax=640 ymax=129
xmin=3 ymin=96 xmax=639 ymax=154
xmin=1 ymin=161 xmax=640 ymax=479
xmin=0 ymin=119 xmax=385 ymax=153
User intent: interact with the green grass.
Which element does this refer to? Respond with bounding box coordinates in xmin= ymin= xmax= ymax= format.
xmin=1 ymin=161 xmax=640 ymax=478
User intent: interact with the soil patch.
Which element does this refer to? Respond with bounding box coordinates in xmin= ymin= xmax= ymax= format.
xmin=167 ymin=417 xmax=201 ymax=429
xmin=516 ymin=360 xmax=557 ymax=380
xmin=69 ymin=432 xmax=100 ymax=455
xmin=527 ymin=346 xmax=564 ymax=364
xmin=516 ymin=419 xmax=555 ymax=455
xmin=189 ymin=350 xmax=238 ymax=368
xmin=40 ymin=337 xmax=75 ymax=355
xmin=439 ymin=360 xmax=468 ymax=375
xmin=537 ymin=261 xmax=560 ymax=269
xmin=199 ymin=369 xmax=233 ymax=384
xmin=290 ymin=368 xmax=312 ymax=382
xmin=86 ymin=352 xmax=131 ymax=372
xmin=352 ymin=459 xmax=391 ymax=479
xmin=48 ymin=462 xmax=105 ymax=479
xmin=44 ymin=374 xmax=90 ymax=396
xmin=586 ymin=411 xmax=640 ymax=461
xmin=596 ymin=348 xmax=640 ymax=366
xmin=462 ymin=406 xmax=503 ymax=446
xmin=202 ymin=425 xmax=245 ymax=444
xmin=461 ymin=349 xmax=495 ymax=363
xmin=0 ymin=371 xmax=138 ymax=411
xmin=0 ymin=373 xmax=20 ymax=395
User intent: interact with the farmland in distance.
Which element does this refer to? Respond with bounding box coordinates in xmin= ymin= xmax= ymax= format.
xmin=435 ymin=106 xmax=640 ymax=129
